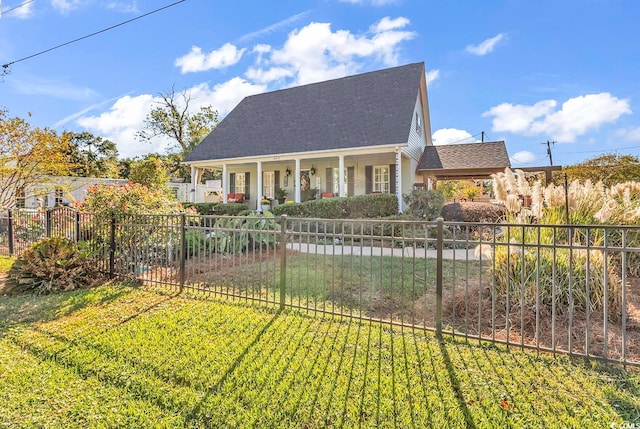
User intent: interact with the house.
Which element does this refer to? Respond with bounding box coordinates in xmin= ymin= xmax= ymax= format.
xmin=183 ymin=62 xmax=513 ymax=212
xmin=184 ymin=62 xmax=433 ymax=212
xmin=9 ymin=176 xmax=129 ymax=209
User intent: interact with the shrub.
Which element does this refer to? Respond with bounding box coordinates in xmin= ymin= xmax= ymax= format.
xmin=14 ymin=237 xmax=104 ymax=294
xmin=182 ymin=202 xmax=249 ymax=216
xmin=272 ymin=202 xmax=310 ymax=217
xmin=79 ymin=181 xmax=182 ymax=219
xmin=403 ymin=189 xmax=445 ymax=220
xmin=440 ymin=202 xmax=506 ymax=223
xmin=271 ymin=194 xmax=398 ymax=219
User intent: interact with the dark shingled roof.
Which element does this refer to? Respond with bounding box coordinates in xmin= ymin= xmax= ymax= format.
xmin=185 ymin=62 xmax=425 ymax=162
xmin=417 ymin=141 xmax=511 ymax=171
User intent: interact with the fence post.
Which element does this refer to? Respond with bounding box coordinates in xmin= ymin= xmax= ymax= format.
xmin=45 ymin=209 xmax=52 ymax=238
xmin=75 ymin=210 xmax=81 ymax=243
xmin=109 ymin=212 xmax=116 ymax=278
xmin=179 ymin=213 xmax=186 ymax=291
xmin=279 ymin=215 xmax=288 ymax=310
xmin=435 ymin=217 xmax=444 ymax=338
xmin=7 ymin=210 xmax=14 ymax=256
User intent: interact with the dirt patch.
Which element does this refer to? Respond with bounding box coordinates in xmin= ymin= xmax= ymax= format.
xmin=442 ymin=278 xmax=640 ymax=362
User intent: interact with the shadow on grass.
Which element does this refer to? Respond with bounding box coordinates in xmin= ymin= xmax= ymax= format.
xmin=0 ymin=281 xmax=137 ymax=338
xmin=437 ymin=336 xmax=477 ymax=429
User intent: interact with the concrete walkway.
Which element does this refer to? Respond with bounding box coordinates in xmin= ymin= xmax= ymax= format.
xmin=286 ymin=242 xmax=481 ymax=260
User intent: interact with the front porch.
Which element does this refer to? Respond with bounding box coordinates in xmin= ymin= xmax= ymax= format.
xmin=188 ymin=147 xmax=422 ymax=212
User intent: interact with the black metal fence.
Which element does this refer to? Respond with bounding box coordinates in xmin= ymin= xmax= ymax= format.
xmin=2 ymin=207 xmax=639 ymax=367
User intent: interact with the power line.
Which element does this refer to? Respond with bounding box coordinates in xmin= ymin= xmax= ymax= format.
xmin=541 ymin=140 xmax=555 ymax=165
xmin=1 ymin=0 xmax=34 ymax=16
xmin=2 ymin=0 xmax=186 ymax=73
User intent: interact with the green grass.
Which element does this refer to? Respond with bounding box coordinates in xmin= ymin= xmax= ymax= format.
xmin=0 ymin=285 xmax=639 ymax=428
xmin=0 ymin=255 xmax=15 ymax=273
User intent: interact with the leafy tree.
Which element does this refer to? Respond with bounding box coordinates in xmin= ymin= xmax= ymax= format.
xmin=64 ymin=131 xmax=120 ymax=178
xmin=136 ymin=86 xmax=219 ymax=156
xmin=79 ymin=182 xmax=181 ymax=218
xmin=128 ymin=156 xmax=170 ymax=190
xmin=555 ymin=154 xmax=640 ymax=187
xmin=0 ymin=110 xmax=72 ymax=208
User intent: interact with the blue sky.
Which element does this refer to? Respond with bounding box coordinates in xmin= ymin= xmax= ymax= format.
xmin=1 ymin=0 xmax=639 ymax=167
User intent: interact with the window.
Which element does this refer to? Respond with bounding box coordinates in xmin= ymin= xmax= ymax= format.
xmin=55 ymin=187 xmax=64 ymax=206
xmin=373 ymin=166 xmax=390 ymax=193
xmin=235 ymin=173 xmax=245 ymax=193
xmin=263 ymin=171 xmax=275 ymax=199
xmin=15 ymin=188 xmax=26 ymax=208
xmin=415 ymin=112 xmax=422 ymax=133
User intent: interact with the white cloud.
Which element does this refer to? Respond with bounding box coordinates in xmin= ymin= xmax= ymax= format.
xmin=237 ymin=11 xmax=311 ymax=43
xmin=106 ymin=1 xmax=139 ymax=13
xmin=6 ymin=0 xmax=34 ymax=18
xmin=175 ymin=43 xmax=246 ymax=74
xmin=482 ymin=100 xmax=557 ymax=134
xmin=466 ymin=33 xmax=505 ymax=56
xmin=510 ymin=150 xmax=536 ymax=164
xmin=617 ymin=126 xmax=640 ymax=142
xmin=371 ymin=16 xmax=409 ymax=32
xmin=51 ymin=0 xmax=84 ymax=13
xmin=245 ymin=67 xmax=293 ymax=84
xmin=265 ymin=17 xmax=415 ymax=85
xmin=484 ymin=93 xmax=631 ymax=142
xmin=77 ymin=79 xmax=266 ymax=158
xmin=432 ymin=128 xmax=479 ymax=145
xmin=426 ymin=69 xmax=439 ymax=85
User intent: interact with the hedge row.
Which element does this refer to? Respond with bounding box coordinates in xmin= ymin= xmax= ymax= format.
xmin=272 ymin=193 xmax=398 ymax=219
xmin=182 ymin=202 xmax=249 ymax=216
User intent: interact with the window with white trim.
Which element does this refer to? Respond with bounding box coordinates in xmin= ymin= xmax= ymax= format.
xmin=235 ymin=173 xmax=245 ymax=193
xmin=332 ymin=168 xmax=350 ymax=197
xmin=373 ymin=166 xmax=390 ymax=193
xmin=263 ymin=171 xmax=275 ymax=199
xmin=15 ymin=188 xmax=26 ymax=208
xmin=415 ymin=112 xmax=422 ymax=133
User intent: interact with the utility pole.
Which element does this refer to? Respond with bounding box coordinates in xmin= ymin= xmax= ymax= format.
xmin=542 ymin=140 xmax=555 ymax=165
xmin=481 ymin=131 xmax=485 ymax=142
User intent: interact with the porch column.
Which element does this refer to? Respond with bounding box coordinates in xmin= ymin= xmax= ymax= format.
xmin=222 ymin=164 xmax=228 ymax=203
xmin=256 ymin=161 xmax=263 ymax=210
xmin=395 ymin=147 xmax=402 ymax=213
xmin=338 ymin=155 xmax=345 ymax=197
xmin=294 ymin=158 xmax=301 ymax=203
xmin=190 ymin=166 xmax=198 ymax=203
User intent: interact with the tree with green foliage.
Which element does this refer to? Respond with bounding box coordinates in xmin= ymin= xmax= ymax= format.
xmin=64 ymin=131 xmax=120 ymax=178
xmin=128 ymin=156 xmax=170 ymax=190
xmin=136 ymin=87 xmax=219 ymax=156
xmin=0 ymin=110 xmax=72 ymax=208
xmin=555 ymin=154 xmax=640 ymax=187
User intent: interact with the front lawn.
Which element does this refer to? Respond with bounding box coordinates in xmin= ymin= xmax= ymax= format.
xmin=0 ymin=283 xmax=638 ymax=427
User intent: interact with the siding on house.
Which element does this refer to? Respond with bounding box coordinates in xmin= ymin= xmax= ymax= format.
xmin=403 ymin=95 xmax=429 ymax=162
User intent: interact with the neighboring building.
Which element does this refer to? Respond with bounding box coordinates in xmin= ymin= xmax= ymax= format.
xmin=8 ymin=176 xmax=128 ymax=209
xmin=184 ymin=62 xmax=434 ymax=212
xmin=416 ymin=141 xmax=511 ymax=181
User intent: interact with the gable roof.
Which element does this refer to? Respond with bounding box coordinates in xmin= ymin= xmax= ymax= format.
xmin=417 ymin=141 xmax=511 ymax=176
xmin=185 ymin=62 xmax=425 ymax=163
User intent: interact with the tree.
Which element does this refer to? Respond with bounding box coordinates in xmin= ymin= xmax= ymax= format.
xmin=128 ymin=156 xmax=170 ymax=190
xmin=0 ymin=110 xmax=72 ymax=208
xmin=64 ymin=131 xmax=120 ymax=178
xmin=555 ymin=154 xmax=640 ymax=187
xmin=136 ymin=86 xmax=219 ymax=156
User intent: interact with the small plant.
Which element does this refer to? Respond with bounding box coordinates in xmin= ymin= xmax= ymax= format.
xmin=14 ymin=237 xmax=104 ymax=294
xmin=274 ymin=186 xmax=287 ymax=204
xmin=301 ymin=187 xmax=318 ymax=202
